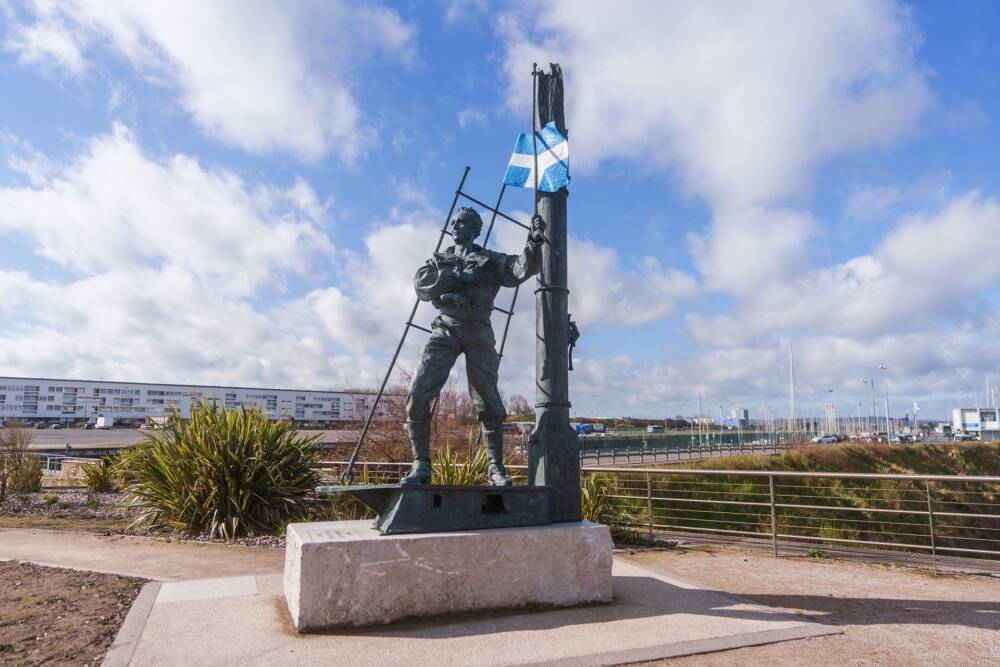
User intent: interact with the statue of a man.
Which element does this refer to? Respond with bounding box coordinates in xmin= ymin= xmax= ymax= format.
xmin=402 ymin=207 xmax=546 ymax=486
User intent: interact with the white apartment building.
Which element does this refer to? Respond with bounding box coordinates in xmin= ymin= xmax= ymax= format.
xmin=0 ymin=376 xmax=390 ymax=424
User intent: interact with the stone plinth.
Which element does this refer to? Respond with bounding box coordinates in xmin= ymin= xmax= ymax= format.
xmin=283 ymin=519 xmax=613 ymax=632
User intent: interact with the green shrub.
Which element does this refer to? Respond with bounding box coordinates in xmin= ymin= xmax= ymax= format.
xmin=42 ymin=492 xmax=59 ymax=505
xmin=580 ymin=473 xmax=613 ymax=524
xmin=580 ymin=473 xmax=650 ymax=544
xmin=581 ymin=473 xmax=642 ymax=526
xmin=15 ymin=455 xmax=43 ymax=494
xmin=432 ymin=445 xmax=490 ymax=485
xmin=325 ymin=465 xmax=376 ymax=522
xmin=116 ymin=402 xmax=322 ymax=539
xmin=81 ymin=456 xmax=118 ymax=493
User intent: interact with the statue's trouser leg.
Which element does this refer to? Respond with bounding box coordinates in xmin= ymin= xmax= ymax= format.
xmin=465 ymin=321 xmax=510 ymax=486
xmin=403 ymin=322 xmax=461 ymax=485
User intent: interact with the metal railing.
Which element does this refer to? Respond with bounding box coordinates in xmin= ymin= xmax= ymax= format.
xmin=317 ymin=460 xmax=1000 ymax=573
xmin=576 ymin=430 xmax=825 ymax=466
xmin=26 ymin=453 xmax=100 ymax=478
xmin=586 ymin=466 xmax=1000 ymax=573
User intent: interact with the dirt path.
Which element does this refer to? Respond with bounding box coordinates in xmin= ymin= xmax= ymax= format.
xmin=0 ymin=528 xmax=284 ymax=581
xmin=623 ymin=547 xmax=1000 ymax=665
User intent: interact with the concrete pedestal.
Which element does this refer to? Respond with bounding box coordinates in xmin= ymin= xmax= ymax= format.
xmin=283 ymin=520 xmax=613 ymax=632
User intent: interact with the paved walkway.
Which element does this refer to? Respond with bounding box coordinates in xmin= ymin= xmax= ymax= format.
xmin=6 ymin=527 xmax=998 ymax=665
xmin=0 ymin=528 xmax=284 ymax=580
xmin=625 ymin=548 xmax=1000 ymax=666
xmin=124 ymin=560 xmax=836 ymax=666
xmin=0 ymin=526 xmax=838 ymax=666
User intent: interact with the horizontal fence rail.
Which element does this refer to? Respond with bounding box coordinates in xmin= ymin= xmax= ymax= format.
xmin=24 ymin=453 xmax=101 ymax=479
xmin=316 ymin=460 xmax=1000 ymax=573
xmin=575 ymin=430 xmax=819 ymax=466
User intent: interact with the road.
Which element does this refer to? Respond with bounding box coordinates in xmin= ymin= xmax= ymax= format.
xmin=23 ymin=428 xmax=359 ymax=452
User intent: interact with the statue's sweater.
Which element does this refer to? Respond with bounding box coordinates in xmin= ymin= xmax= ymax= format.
xmin=414 ymin=242 xmax=541 ymax=324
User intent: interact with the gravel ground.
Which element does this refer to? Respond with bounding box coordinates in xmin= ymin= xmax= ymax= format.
xmin=0 ymin=561 xmax=144 ymax=666
xmin=0 ymin=488 xmax=285 ymax=548
xmin=623 ymin=547 xmax=1000 ymax=666
xmin=0 ymin=488 xmax=132 ymax=522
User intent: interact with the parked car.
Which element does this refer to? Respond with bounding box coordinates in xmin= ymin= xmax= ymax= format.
xmin=47 ymin=423 xmax=61 ymax=429
xmin=811 ymin=433 xmax=838 ymax=444
xmin=954 ymin=433 xmax=978 ymax=442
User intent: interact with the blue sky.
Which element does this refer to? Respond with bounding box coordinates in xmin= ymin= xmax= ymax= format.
xmin=1 ymin=1 xmax=1000 ymax=420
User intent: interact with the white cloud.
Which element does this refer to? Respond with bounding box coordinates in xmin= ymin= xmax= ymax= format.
xmin=445 ymin=0 xmax=488 ymax=26
xmin=485 ymin=0 xmax=995 ymax=419
xmin=844 ymin=185 xmax=904 ymax=223
xmin=312 ymin=220 xmax=443 ymax=354
xmin=457 ymin=107 xmax=488 ymax=129
xmin=685 ymin=192 xmax=1000 ymax=346
xmin=688 ymin=206 xmax=816 ymax=296
xmin=3 ymin=10 xmax=87 ymax=74
xmin=293 ymin=198 xmax=700 ymax=402
xmin=4 ymin=0 xmax=415 ymax=161
xmin=499 ymin=1 xmax=930 ymax=209
xmin=497 ymin=0 xmax=933 ymax=299
xmin=0 ymin=126 xmax=390 ymax=389
xmin=2 ymin=130 xmax=988 ymax=417
xmin=489 ymin=211 xmax=698 ymax=329
xmin=562 ymin=323 xmax=1000 ymax=420
xmin=0 ymin=124 xmax=333 ymax=296
xmin=569 ymin=239 xmax=697 ymax=327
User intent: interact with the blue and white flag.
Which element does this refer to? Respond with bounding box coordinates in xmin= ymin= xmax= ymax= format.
xmin=503 ymin=121 xmax=569 ymax=192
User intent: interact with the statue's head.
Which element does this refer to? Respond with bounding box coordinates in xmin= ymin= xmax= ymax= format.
xmin=451 ymin=207 xmax=482 ymax=244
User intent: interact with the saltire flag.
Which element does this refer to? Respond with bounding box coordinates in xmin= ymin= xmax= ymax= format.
xmin=503 ymin=121 xmax=569 ymax=192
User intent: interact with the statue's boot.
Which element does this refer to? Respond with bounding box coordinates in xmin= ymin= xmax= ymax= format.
xmin=484 ymin=429 xmax=512 ymax=487
xmin=401 ymin=420 xmax=431 ymax=486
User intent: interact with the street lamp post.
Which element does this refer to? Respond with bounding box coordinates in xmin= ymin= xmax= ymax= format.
xmin=879 ymin=365 xmax=891 ymax=441
xmin=860 ymin=379 xmax=870 ymax=434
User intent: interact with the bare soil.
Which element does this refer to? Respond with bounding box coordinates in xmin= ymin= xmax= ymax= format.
xmin=0 ymin=561 xmax=144 ymax=666
xmin=623 ymin=547 xmax=1000 ymax=666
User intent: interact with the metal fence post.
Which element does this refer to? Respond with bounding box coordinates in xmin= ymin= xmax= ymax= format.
xmin=646 ymin=471 xmax=653 ymax=538
xmin=925 ymin=480 xmax=938 ymax=571
xmin=769 ymin=474 xmax=778 ymax=557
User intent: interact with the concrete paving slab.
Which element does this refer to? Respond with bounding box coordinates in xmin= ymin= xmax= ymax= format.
xmin=0 ymin=528 xmax=284 ymax=580
xmin=156 ymin=575 xmax=258 ymax=603
xmin=126 ymin=557 xmax=838 ymax=666
xmin=104 ymin=582 xmax=161 ymax=667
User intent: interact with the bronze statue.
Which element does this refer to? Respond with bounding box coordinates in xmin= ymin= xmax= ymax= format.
xmin=402 ymin=207 xmax=546 ymax=486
